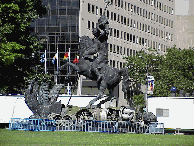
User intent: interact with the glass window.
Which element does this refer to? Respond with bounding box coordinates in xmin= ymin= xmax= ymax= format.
xmin=114 ymin=29 xmax=116 ymax=37
xmin=120 ymin=47 xmax=122 ymax=55
xmin=110 ymin=44 xmax=112 ymax=52
xmin=127 ymin=18 xmax=129 ymax=26
xmin=92 ymin=22 xmax=94 ymax=29
xmin=130 ymin=34 xmax=132 ymax=42
xmin=146 ymin=10 xmax=147 ymax=18
xmin=156 ymin=109 xmax=169 ymax=117
xmin=133 ymin=35 xmax=135 ymax=43
xmin=134 ymin=5 xmax=136 ymax=14
xmin=92 ymin=5 xmax=94 ymax=14
xmin=110 ymin=28 xmax=113 ymax=36
xmin=171 ymin=21 xmax=173 ymax=28
xmin=140 ymin=8 xmax=142 ymax=16
xmin=128 ymin=3 xmax=130 ymax=11
xmin=137 ymin=7 xmax=139 ymax=15
xmin=96 ymin=6 xmax=98 ymax=15
xmin=124 ymin=32 xmax=126 ymax=40
xmin=88 ymin=21 xmax=90 ymax=29
xmin=117 ymin=14 xmax=120 ymax=23
xmin=100 ymin=8 xmax=102 ymax=15
xmin=143 ymin=9 xmax=145 ymax=17
xmin=127 ymin=33 xmax=129 ymax=41
xmin=142 ymin=37 xmax=145 ymax=46
xmin=130 ymin=19 xmax=133 ymax=27
xmin=127 ymin=48 xmax=129 ymax=56
xmin=113 ymin=60 xmax=115 ymax=67
xmin=142 ymin=23 xmax=144 ymax=31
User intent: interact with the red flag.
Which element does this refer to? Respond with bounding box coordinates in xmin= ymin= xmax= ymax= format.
xmin=73 ymin=58 xmax=79 ymax=63
xmin=63 ymin=52 xmax=68 ymax=60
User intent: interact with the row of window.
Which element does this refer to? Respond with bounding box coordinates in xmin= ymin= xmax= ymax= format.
xmin=88 ymin=3 xmax=173 ymax=28
xmin=109 ymin=0 xmax=174 ymax=15
xmin=109 ymin=40 xmax=167 ymax=56
xmin=109 ymin=27 xmax=173 ymax=41
xmin=87 ymin=20 xmax=173 ymax=42
xmin=109 ymin=60 xmax=124 ymax=69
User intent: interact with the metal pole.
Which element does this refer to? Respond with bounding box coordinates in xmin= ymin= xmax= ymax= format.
xmin=45 ymin=48 xmax=46 ymax=74
xmin=67 ymin=48 xmax=71 ymax=95
xmin=146 ymin=62 xmax=148 ymax=112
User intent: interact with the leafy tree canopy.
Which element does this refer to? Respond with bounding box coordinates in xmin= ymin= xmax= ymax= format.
xmin=124 ymin=46 xmax=194 ymax=110
xmin=0 ymin=0 xmax=47 ymax=94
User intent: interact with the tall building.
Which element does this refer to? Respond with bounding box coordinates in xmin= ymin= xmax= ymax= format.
xmin=30 ymin=0 xmax=194 ymax=107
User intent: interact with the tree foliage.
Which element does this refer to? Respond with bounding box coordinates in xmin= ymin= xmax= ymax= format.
xmin=124 ymin=46 xmax=194 ymax=110
xmin=0 ymin=0 xmax=47 ymax=93
xmin=125 ymin=46 xmax=194 ymax=98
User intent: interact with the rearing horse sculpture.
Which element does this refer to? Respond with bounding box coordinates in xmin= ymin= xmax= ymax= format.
xmin=58 ymin=36 xmax=130 ymax=108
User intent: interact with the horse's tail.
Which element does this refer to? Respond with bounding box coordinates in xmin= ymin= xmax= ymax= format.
xmin=119 ymin=68 xmax=130 ymax=93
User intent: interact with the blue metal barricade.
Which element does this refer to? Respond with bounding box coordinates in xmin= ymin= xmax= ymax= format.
xmin=9 ymin=118 xmax=163 ymax=134
xmin=9 ymin=118 xmax=56 ymax=131
xmin=84 ymin=121 xmax=117 ymax=133
xmin=149 ymin=122 xmax=164 ymax=134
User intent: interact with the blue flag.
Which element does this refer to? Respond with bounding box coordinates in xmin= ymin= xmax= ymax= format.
xmin=52 ymin=53 xmax=58 ymax=64
xmin=40 ymin=53 xmax=45 ymax=63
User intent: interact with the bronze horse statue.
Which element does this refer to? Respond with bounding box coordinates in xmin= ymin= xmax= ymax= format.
xmin=58 ymin=36 xmax=130 ymax=108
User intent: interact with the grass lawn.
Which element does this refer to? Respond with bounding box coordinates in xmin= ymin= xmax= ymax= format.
xmin=0 ymin=129 xmax=194 ymax=146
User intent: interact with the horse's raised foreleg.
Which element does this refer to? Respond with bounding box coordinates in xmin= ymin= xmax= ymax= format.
xmin=58 ymin=62 xmax=80 ymax=74
xmin=86 ymin=80 xmax=107 ymax=109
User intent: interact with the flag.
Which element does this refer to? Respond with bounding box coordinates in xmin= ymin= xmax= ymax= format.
xmin=40 ymin=53 xmax=45 ymax=63
xmin=73 ymin=55 xmax=79 ymax=63
xmin=52 ymin=53 xmax=58 ymax=64
xmin=63 ymin=52 xmax=69 ymax=62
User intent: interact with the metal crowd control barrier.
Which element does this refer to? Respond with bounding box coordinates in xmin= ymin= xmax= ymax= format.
xmin=9 ymin=118 xmax=56 ymax=131
xmin=9 ymin=118 xmax=163 ymax=134
xmin=84 ymin=121 xmax=117 ymax=133
xmin=117 ymin=121 xmax=149 ymax=133
xmin=149 ymin=122 xmax=164 ymax=134
xmin=55 ymin=120 xmax=84 ymax=131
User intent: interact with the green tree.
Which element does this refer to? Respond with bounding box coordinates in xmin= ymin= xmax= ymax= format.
xmin=155 ymin=46 xmax=194 ymax=96
xmin=124 ymin=46 xmax=194 ymax=110
xmin=0 ymin=0 xmax=47 ymax=93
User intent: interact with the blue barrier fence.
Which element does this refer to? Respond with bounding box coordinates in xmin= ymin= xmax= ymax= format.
xmin=9 ymin=118 xmax=56 ymax=131
xmin=9 ymin=118 xmax=164 ymax=134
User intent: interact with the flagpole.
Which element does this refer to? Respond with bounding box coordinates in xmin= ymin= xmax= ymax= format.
xmin=67 ymin=48 xmax=71 ymax=95
xmin=45 ymin=48 xmax=46 ymax=74
xmin=56 ymin=47 xmax=58 ymax=85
